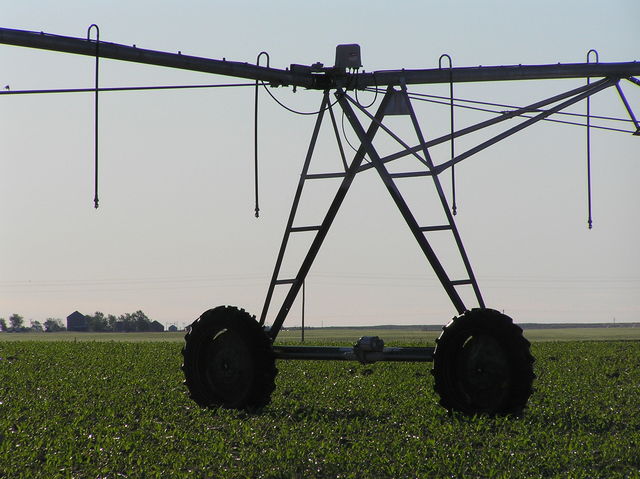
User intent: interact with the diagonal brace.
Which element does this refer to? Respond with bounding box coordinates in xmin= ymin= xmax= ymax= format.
xmin=338 ymin=89 xmax=468 ymax=314
xmin=266 ymin=88 xmax=396 ymax=339
xmin=434 ymin=77 xmax=617 ymax=174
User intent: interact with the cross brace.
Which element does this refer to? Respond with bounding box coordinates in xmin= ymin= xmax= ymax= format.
xmin=262 ymin=87 xmax=479 ymax=338
xmin=260 ymin=77 xmax=635 ymax=339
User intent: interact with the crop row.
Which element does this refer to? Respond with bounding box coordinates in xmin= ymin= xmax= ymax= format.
xmin=0 ymin=340 xmax=639 ymax=478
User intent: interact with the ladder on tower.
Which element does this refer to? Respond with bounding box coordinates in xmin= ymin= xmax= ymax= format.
xmin=259 ymin=86 xmax=485 ymax=338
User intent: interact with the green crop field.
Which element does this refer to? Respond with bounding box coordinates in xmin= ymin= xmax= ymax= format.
xmin=1 ymin=337 xmax=639 ymax=478
xmin=2 ymin=325 xmax=639 ymax=343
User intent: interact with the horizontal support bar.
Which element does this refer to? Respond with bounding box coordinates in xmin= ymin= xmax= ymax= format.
xmin=304 ymin=172 xmax=347 ymax=179
xmin=451 ymin=279 xmax=473 ymax=286
xmin=419 ymin=225 xmax=453 ymax=232
xmin=272 ymin=345 xmax=434 ymax=363
xmin=274 ymin=279 xmax=296 ymax=285
xmin=290 ymin=226 xmax=321 ymax=232
xmin=389 ymin=170 xmax=434 ymax=178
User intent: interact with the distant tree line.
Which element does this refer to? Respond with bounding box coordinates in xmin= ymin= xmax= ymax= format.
xmin=83 ymin=310 xmax=158 ymax=332
xmin=0 ymin=314 xmax=65 ymax=333
xmin=0 ymin=310 xmax=161 ymax=333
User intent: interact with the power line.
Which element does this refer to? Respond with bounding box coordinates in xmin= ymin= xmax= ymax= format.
xmin=3 ymin=272 xmax=636 ymax=287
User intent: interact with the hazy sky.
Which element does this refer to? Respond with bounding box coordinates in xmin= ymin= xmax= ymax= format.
xmin=1 ymin=1 xmax=638 ymax=328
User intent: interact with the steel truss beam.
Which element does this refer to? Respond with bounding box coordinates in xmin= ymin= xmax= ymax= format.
xmin=1 ymin=27 xmax=640 ymax=89
xmin=261 ymin=77 xmax=632 ymax=338
xmin=357 ymin=78 xmax=622 ymax=175
xmin=338 ymin=88 xmax=478 ymax=315
xmin=263 ymin=86 xmax=484 ymax=338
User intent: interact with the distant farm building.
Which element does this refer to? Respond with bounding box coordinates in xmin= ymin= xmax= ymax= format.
xmin=150 ymin=320 xmax=164 ymax=332
xmin=168 ymin=325 xmax=178 ymax=332
xmin=66 ymin=311 xmax=88 ymax=332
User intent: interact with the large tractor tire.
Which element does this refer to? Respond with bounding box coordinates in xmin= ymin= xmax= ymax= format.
xmin=182 ymin=306 xmax=277 ymax=410
xmin=432 ymin=308 xmax=535 ymax=416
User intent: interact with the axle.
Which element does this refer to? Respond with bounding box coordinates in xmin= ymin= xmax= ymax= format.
xmin=272 ymin=336 xmax=434 ymax=364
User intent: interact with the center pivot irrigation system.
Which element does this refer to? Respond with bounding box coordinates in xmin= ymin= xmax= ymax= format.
xmin=2 ymin=27 xmax=639 ymax=415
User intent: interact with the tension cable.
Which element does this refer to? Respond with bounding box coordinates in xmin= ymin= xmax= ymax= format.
xmin=364 ymin=88 xmax=636 ymax=134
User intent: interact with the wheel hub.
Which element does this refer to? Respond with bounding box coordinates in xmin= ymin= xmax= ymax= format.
xmin=457 ymin=334 xmax=510 ymax=410
xmin=204 ymin=330 xmax=252 ymax=403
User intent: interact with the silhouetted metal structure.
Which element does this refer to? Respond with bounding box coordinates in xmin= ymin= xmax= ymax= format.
xmin=1 ymin=27 xmax=637 ymax=414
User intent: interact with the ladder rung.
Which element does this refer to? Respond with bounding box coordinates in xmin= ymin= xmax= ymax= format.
xmin=305 ymin=172 xmax=346 ymax=179
xmin=389 ymin=171 xmax=433 ymax=178
xmin=419 ymin=225 xmax=452 ymax=232
xmin=274 ymin=279 xmax=296 ymax=285
xmin=451 ymin=279 xmax=473 ymax=286
xmin=290 ymin=225 xmax=321 ymax=232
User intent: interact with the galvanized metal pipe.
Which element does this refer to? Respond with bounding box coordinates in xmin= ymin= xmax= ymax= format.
xmin=0 ymin=27 xmax=310 ymax=88
xmin=272 ymin=345 xmax=434 ymax=362
xmin=1 ymin=28 xmax=639 ymax=89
